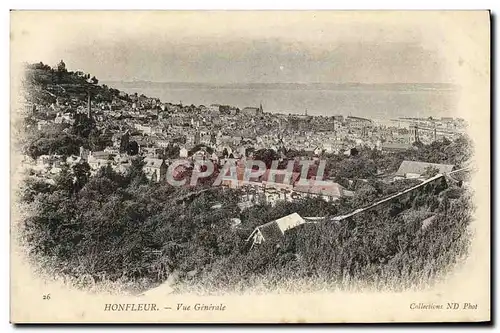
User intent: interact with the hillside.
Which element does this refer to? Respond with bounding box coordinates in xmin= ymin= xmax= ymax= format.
xmin=23 ymin=60 xmax=161 ymax=108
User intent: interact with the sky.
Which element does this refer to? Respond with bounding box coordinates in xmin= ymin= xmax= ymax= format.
xmin=11 ymin=11 xmax=484 ymax=84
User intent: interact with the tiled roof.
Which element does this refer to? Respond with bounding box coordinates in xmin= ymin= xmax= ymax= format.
xmin=382 ymin=143 xmax=412 ymax=150
xmin=396 ymin=160 xmax=455 ymax=177
xmin=249 ymin=213 xmax=308 ymax=244
xmin=294 ymin=182 xmax=345 ymax=197
xmin=242 ymin=107 xmax=259 ymax=112
xmin=257 ymin=221 xmax=284 ymax=242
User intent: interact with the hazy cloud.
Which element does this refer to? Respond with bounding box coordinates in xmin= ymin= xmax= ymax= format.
xmin=12 ymin=11 xmax=459 ymax=84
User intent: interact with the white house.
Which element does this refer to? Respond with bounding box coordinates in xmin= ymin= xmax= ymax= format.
xmin=179 ymin=147 xmax=189 ymax=158
xmin=395 ymin=160 xmax=455 ymax=180
xmin=246 ymin=213 xmax=313 ymax=249
xmin=143 ymin=158 xmax=167 ymax=182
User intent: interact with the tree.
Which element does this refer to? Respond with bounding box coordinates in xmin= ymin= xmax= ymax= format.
xmin=351 ymin=184 xmax=379 ymax=207
xmin=25 ymin=130 xmax=83 ymax=159
xmin=164 ymin=144 xmax=180 ymax=159
xmin=254 ymin=149 xmax=279 ymax=169
xmin=72 ymin=162 xmax=91 ymax=193
xmin=119 ymin=132 xmax=130 ymax=154
xmin=246 ymin=147 xmax=255 ymax=157
xmin=127 ymin=141 xmax=139 ymax=156
xmin=89 ymin=128 xmax=108 ymax=151
xmin=19 ymin=176 xmax=55 ymax=203
xmin=54 ymin=164 xmax=74 ymax=195
xmin=126 ymin=157 xmax=147 ymax=185
xmin=335 ymin=156 xmax=377 ymax=179
xmin=71 ymin=113 xmax=95 ymax=139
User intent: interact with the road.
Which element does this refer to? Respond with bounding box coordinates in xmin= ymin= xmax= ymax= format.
xmin=329 ymin=167 xmax=470 ymax=222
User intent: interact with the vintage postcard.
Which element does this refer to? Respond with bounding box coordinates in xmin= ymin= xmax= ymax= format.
xmin=10 ymin=10 xmax=490 ymax=323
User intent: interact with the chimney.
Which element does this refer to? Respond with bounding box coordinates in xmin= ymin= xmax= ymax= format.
xmin=87 ymin=92 xmax=91 ymax=118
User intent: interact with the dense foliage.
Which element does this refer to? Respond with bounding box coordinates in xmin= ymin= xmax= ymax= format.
xmin=19 ymin=153 xmax=472 ymax=293
xmin=24 ymin=61 xmax=125 ymax=106
xmin=184 ymin=187 xmax=472 ymax=293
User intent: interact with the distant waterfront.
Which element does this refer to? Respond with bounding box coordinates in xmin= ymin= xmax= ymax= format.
xmin=104 ymin=81 xmax=460 ymax=121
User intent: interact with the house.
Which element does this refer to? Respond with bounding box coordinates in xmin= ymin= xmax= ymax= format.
xmin=114 ymin=154 xmax=130 ymax=164
xmin=54 ymin=112 xmax=73 ymax=125
xmin=179 ymin=147 xmax=189 ymax=158
xmin=112 ymin=161 xmax=131 ymax=175
xmin=293 ymin=181 xmax=348 ymax=202
xmin=322 ymin=142 xmax=342 ymax=154
xmin=171 ymin=162 xmax=190 ymax=180
xmin=79 ymin=146 xmax=90 ymax=161
xmin=261 ymin=169 xmax=301 ymax=189
xmin=346 ymin=116 xmax=373 ymax=128
xmin=66 ymin=155 xmax=82 ymax=166
xmin=135 ymin=124 xmax=152 ymax=135
xmin=343 ymin=147 xmax=359 ymax=157
xmin=143 ymin=157 xmax=167 ymax=182
xmin=381 ymin=142 xmax=412 ymax=153
xmin=112 ymin=130 xmax=130 ymax=149
xmin=142 ymin=147 xmax=163 ymax=158
xmin=237 ymin=146 xmax=246 ymax=157
xmin=230 ymin=218 xmax=242 ymax=229
xmin=219 ymin=159 xmax=244 ymax=188
xmin=302 ymin=147 xmax=316 ymax=157
xmin=104 ymin=147 xmax=120 ymax=154
xmin=313 ymin=146 xmax=323 ymax=156
xmin=395 ymin=160 xmax=455 ymax=180
xmin=208 ymin=104 xmax=221 ymax=112
xmin=210 ymin=152 xmax=219 ymax=163
xmin=237 ymin=201 xmax=255 ymax=212
xmin=36 ymin=154 xmax=64 ymax=170
xmin=199 ymin=133 xmax=215 ymax=145
xmin=242 ymin=107 xmax=259 ymax=116
xmin=421 ymin=215 xmax=437 ymax=230
xmin=246 ymin=213 xmax=311 ymax=249
xmin=87 ymin=151 xmax=115 ymax=171
xmin=37 ymin=120 xmax=51 ymax=131
xmin=155 ymin=140 xmax=170 ymax=148
xmin=332 ymin=115 xmax=344 ymax=122
xmin=36 ymin=155 xmax=53 ymax=168
xmin=192 ymin=148 xmax=209 ymax=160
xmin=242 ymin=104 xmax=263 ymax=116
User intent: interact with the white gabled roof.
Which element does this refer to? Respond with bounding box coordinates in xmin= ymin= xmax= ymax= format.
xmin=275 ymin=212 xmax=306 ymax=233
xmin=143 ymin=157 xmax=164 ymax=168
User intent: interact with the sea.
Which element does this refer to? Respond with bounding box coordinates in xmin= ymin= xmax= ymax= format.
xmin=103 ymin=81 xmax=460 ymax=126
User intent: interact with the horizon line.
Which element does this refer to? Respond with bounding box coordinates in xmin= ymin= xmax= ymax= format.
xmin=101 ymin=80 xmax=460 ymax=86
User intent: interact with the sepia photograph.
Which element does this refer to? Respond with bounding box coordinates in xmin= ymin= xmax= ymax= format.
xmin=9 ymin=10 xmax=490 ymax=323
